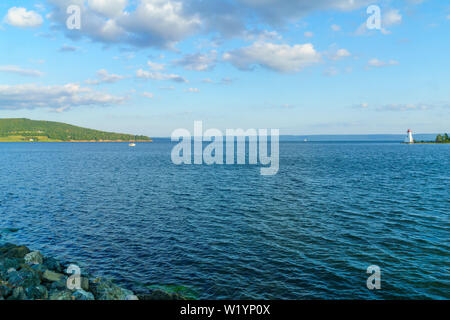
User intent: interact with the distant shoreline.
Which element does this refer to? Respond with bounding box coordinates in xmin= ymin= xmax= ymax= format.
xmin=414 ymin=142 xmax=450 ymax=144
xmin=0 ymin=140 xmax=153 ymax=143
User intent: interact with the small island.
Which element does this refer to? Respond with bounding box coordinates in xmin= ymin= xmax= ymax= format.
xmin=0 ymin=118 xmax=151 ymax=142
xmin=415 ymin=133 xmax=450 ymax=144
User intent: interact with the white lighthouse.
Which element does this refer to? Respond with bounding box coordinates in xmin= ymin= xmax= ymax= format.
xmin=405 ymin=129 xmax=414 ymax=144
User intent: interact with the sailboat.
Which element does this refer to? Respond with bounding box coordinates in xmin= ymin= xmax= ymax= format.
xmin=129 ymin=135 xmax=136 ymax=147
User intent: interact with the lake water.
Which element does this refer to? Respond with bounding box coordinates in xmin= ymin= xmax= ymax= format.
xmin=0 ymin=141 xmax=448 ymax=299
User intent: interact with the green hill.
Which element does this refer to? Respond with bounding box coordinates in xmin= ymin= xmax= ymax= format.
xmin=0 ymin=118 xmax=151 ymax=142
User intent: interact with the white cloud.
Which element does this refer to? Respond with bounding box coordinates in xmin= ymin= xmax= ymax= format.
xmin=159 ymin=85 xmax=175 ymax=90
xmin=0 ymin=83 xmax=126 ymax=110
xmin=142 ymin=92 xmax=154 ymax=98
xmin=376 ymin=103 xmax=431 ymax=111
xmin=384 ymin=9 xmax=402 ymax=27
xmin=0 ymin=65 xmax=44 ymax=77
xmin=173 ymin=50 xmax=217 ymax=71
xmin=46 ymin=0 xmax=390 ymax=48
xmin=368 ymin=58 xmax=399 ymax=67
xmin=59 ymin=44 xmax=79 ymax=52
xmin=136 ymin=69 xmax=188 ymax=83
xmin=323 ymin=67 xmax=339 ymax=77
xmin=85 ymin=69 xmax=127 ymax=85
xmin=201 ymin=77 xmax=235 ymax=85
xmin=236 ymin=0 xmax=372 ymax=24
xmin=304 ymin=31 xmax=313 ymax=38
xmin=243 ymin=29 xmax=282 ymax=41
xmin=147 ymin=60 xmax=166 ymax=71
xmin=88 ymin=0 xmax=128 ymax=18
xmin=330 ymin=48 xmax=351 ymax=60
xmin=3 ymin=7 xmax=43 ymax=28
xmin=359 ymin=101 xmax=448 ymax=112
xmin=185 ymin=88 xmax=200 ymax=93
xmin=331 ymin=24 xmax=341 ymax=31
xmin=223 ymin=41 xmax=321 ymax=73
xmin=47 ymin=0 xmax=202 ymax=48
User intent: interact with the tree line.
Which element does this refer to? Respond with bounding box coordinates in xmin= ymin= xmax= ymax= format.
xmin=0 ymin=118 xmax=151 ymax=141
xmin=435 ymin=133 xmax=450 ymax=143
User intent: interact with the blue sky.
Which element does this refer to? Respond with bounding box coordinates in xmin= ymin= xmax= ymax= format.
xmin=0 ymin=0 xmax=449 ymax=137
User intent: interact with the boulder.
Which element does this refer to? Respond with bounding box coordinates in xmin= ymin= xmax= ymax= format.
xmin=73 ymin=289 xmax=95 ymax=300
xmin=24 ymin=251 xmax=44 ymax=265
xmin=0 ymin=244 xmax=30 ymax=259
xmin=91 ymin=278 xmax=135 ymax=300
xmin=10 ymin=286 xmax=27 ymax=300
xmin=42 ymin=270 xmax=66 ymax=283
xmin=0 ymin=282 xmax=13 ymax=298
xmin=43 ymin=257 xmax=62 ymax=272
xmin=81 ymin=277 xmax=89 ymax=291
xmin=49 ymin=290 xmax=74 ymax=300
xmin=7 ymin=267 xmax=40 ymax=288
xmin=49 ymin=279 xmax=67 ymax=291
xmin=25 ymin=285 xmax=48 ymax=300
xmin=0 ymin=257 xmax=21 ymax=279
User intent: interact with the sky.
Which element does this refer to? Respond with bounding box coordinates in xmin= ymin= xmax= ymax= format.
xmin=0 ymin=0 xmax=449 ymax=137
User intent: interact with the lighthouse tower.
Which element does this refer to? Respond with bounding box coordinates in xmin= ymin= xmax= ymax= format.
xmin=405 ymin=129 xmax=414 ymax=144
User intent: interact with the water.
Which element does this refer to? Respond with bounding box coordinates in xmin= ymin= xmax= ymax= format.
xmin=0 ymin=141 xmax=449 ymax=299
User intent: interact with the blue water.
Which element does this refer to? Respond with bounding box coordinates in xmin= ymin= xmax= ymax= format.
xmin=0 ymin=141 xmax=449 ymax=299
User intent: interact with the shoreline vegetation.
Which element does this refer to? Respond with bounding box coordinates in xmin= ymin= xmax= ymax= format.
xmin=415 ymin=133 xmax=450 ymax=144
xmin=0 ymin=243 xmax=188 ymax=300
xmin=0 ymin=118 xmax=152 ymax=142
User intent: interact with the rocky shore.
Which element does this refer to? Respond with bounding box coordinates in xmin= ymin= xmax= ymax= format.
xmin=0 ymin=243 xmax=185 ymax=300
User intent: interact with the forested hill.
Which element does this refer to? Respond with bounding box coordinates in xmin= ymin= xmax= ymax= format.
xmin=0 ymin=118 xmax=151 ymax=142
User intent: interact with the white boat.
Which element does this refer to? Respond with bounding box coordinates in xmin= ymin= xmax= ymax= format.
xmin=129 ymin=135 xmax=137 ymax=147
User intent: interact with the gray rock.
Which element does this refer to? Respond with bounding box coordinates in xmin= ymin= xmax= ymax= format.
xmin=24 ymin=251 xmax=44 ymax=265
xmin=81 ymin=277 xmax=89 ymax=291
xmin=73 ymin=289 xmax=94 ymax=300
xmin=25 ymin=285 xmax=48 ymax=300
xmin=91 ymin=278 xmax=135 ymax=300
xmin=49 ymin=290 xmax=74 ymax=300
xmin=0 ymin=258 xmax=21 ymax=280
xmin=43 ymin=257 xmax=61 ymax=272
xmin=49 ymin=279 xmax=67 ymax=290
xmin=7 ymin=266 xmax=40 ymax=288
xmin=10 ymin=286 xmax=27 ymax=300
xmin=0 ymin=283 xmax=12 ymax=298
xmin=0 ymin=244 xmax=30 ymax=259
xmin=42 ymin=270 xmax=66 ymax=283
xmin=0 ymin=257 xmax=22 ymax=273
